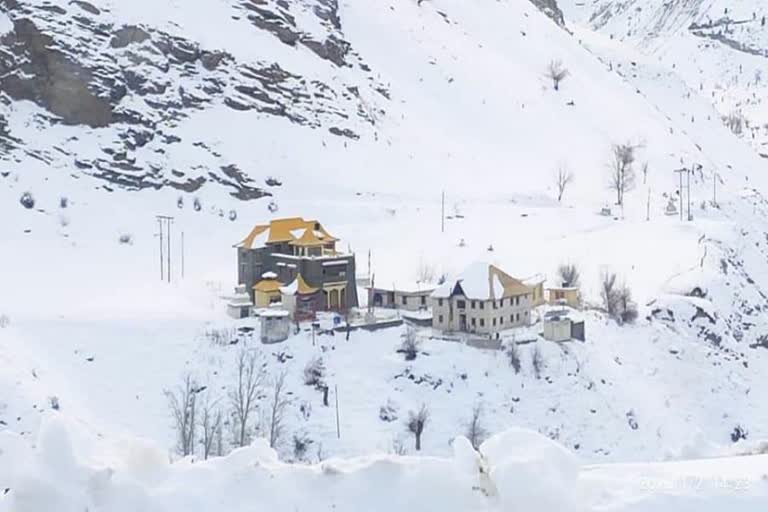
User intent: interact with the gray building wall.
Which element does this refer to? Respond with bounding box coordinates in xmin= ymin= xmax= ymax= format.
xmin=238 ymin=245 xmax=359 ymax=310
xmin=432 ymin=293 xmax=532 ymax=335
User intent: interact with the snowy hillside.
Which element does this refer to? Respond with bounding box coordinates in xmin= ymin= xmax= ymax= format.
xmin=560 ymin=0 xmax=768 ymax=156
xmin=3 ymin=0 xmax=768 ymax=509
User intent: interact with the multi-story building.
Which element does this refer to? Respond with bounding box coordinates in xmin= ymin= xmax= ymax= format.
xmin=235 ymin=217 xmax=358 ymax=317
xmin=431 ymin=262 xmax=534 ymax=335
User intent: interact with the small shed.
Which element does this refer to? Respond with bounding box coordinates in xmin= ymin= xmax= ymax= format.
xmin=227 ymin=285 xmax=253 ymax=319
xmin=542 ymin=308 xmax=585 ymax=342
xmin=260 ymin=309 xmax=291 ymax=344
xmin=546 ymin=286 xmax=581 ymax=309
xmin=254 ymin=272 xmax=283 ymax=308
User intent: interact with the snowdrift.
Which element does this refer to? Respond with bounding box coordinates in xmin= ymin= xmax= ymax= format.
xmin=2 ymin=415 xmax=767 ymax=512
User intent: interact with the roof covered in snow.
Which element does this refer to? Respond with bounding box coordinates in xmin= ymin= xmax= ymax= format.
xmin=431 ymin=262 xmax=532 ymax=300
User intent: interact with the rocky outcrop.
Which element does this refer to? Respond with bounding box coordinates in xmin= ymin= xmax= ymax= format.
xmin=0 ymin=18 xmax=113 ymax=127
xmin=528 ymin=0 xmax=566 ymax=28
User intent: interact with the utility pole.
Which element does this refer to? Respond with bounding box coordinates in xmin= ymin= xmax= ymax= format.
xmin=673 ymin=168 xmax=686 ymax=221
xmin=686 ymin=166 xmax=692 ymax=221
xmin=712 ymin=171 xmax=718 ymax=207
xmin=181 ymin=231 xmax=185 ymax=279
xmin=156 ymin=215 xmax=175 ymax=283
xmin=441 ymin=191 xmax=445 ymax=233
xmin=157 ymin=217 xmax=164 ymax=281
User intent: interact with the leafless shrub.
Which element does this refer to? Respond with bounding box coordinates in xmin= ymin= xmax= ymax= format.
xmin=406 ymin=404 xmax=430 ymax=451
xmin=554 ymin=165 xmax=574 ymax=202
xmin=617 ymin=284 xmax=638 ymax=324
xmin=268 ymin=371 xmax=290 ymax=449
xmin=532 ymin=345 xmax=545 ymax=380
xmin=59 ymin=197 xmax=69 ymax=209
xmin=292 ymin=432 xmax=314 ymax=462
xmin=557 ymin=263 xmax=580 ymax=288
xmin=465 ymin=402 xmax=488 ymax=450
xmin=303 ymin=356 xmax=326 ymax=387
xmin=415 ymin=261 xmax=437 ymax=283
xmin=379 ymin=400 xmax=398 ymax=422
xmin=399 ymin=328 xmax=420 ymax=361
xmin=0 ymin=314 xmax=9 ymax=328
xmin=506 ymin=341 xmax=521 ymax=374
xmin=546 ymin=59 xmax=570 ymax=90
xmin=205 ymin=327 xmax=236 ymax=346
xmin=724 ymin=111 xmax=745 ymax=135
xmin=118 ymin=233 xmax=133 ymax=245
xmin=165 ymin=374 xmax=199 ymax=457
xmin=229 ymin=349 xmax=266 ymax=448
xmin=608 ymin=143 xmax=636 ymax=206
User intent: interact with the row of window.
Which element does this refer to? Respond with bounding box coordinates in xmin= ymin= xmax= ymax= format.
xmin=402 ymin=295 xmax=428 ymax=306
xmin=437 ymin=296 xmax=528 ymax=309
xmin=436 ymin=311 xmax=529 ymax=327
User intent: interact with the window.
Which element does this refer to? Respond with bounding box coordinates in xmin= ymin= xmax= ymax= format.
xmin=493 ymin=300 xmax=497 ymax=309
xmin=515 ymin=313 xmax=520 ymax=322
xmin=471 ymin=300 xmax=476 ymax=309
xmin=500 ymin=316 xmax=504 ymax=325
xmin=438 ymin=299 xmax=443 ymax=307
xmin=439 ymin=315 xmax=444 ymax=322
xmin=402 ymin=296 xmax=408 ymax=305
xmin=479 ymin=302 xmax=485 ymax=310
xmin=555 ymin=290 xmax=565 ymax=300
xmin=457 ymin=300 xmax=466 ymax=309
xmin=515 ymin=296 xmax=520 ymax=306
xmin=492 ymin=318 xmax=497 ymax=326
xmin=471 ymin=318 xmax=476 ymax=327
xmin=480 ymin=319 xmax=485 ymax=327
xmin=510 ymin=314 xmax=514 ymax=322
xmin=420 ymin=296 xmax=426 ymax=305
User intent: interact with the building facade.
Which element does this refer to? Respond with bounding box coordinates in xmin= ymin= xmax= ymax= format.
xmin=236 ymin=218 xmax=359 ymax=315
xmin=431 ymin=263 xmax=534 ymax=335
xmin=369 ymin=284 xmax=435 ymax=312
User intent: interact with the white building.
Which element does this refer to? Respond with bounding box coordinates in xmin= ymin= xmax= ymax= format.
xmin=368 ymin=279 xmax=436 ymax=312
xmin=431 ymin=262 xmax=534 ymax=335
xmin=227 ymin=285 xmax=253 ymax=319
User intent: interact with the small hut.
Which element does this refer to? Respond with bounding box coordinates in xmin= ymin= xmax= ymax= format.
xmin=254 ymin=271 xmax=282 ymax=307
xmin=227 ymin=285 xmax=253 ymax=319
xmin=260 ymin=310 xmax=291 ymax=344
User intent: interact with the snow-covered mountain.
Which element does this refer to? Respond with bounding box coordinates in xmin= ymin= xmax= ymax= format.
xmin=2 ymin=1 xmax=768 ymax=509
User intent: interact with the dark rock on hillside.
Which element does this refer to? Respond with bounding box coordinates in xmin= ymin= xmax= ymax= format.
xmin=528 ymin=0 xmax=566 ymax=28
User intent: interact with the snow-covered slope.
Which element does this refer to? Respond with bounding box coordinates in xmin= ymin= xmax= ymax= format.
xmin=560 ymin=0 xmax=768 ymax=156
xmin=3 ymin=0 xmax=768 ymax=503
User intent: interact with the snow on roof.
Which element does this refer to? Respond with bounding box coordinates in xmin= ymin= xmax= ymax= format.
xmin=431 ymin=262 xmax=530 ymax=300
xmin=262 ymin=271 xmax=278 ymax=279
xmin=259 ymin=309 xmax=290 ymax=318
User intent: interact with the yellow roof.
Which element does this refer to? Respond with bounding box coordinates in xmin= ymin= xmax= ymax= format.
xmin=253 ymin=278 xmax=282 ymax=293
xmin=297 ymin=274 xmax=318 ymax=294
xmin=490 ymin=264 xmax=533 ymax=298
xmin=239 ymin=217 xmax=337 ymax=249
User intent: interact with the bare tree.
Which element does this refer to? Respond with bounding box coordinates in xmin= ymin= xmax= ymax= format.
xmin=268 ymin=371 xmax=290 ymax=449
xmin=617 ymin=284 xmax=638 ymax=324
xmin=165 ymin=373 xmax=199 ymax=457
xmin=399 ymin=327 xmax=420 ymax=361
xmin=532 ymin=346 xmax=545 ymax=380
xmin=554 ymin=165 xmax=574 ymax=202
xmin=465 ymin=402 xmax=488 ymax=450
xmin=199 ymin=392 xmax=223 ymax=460
xmin=557 ymin=263 xmax=580 ymax=288
xmin=506 ymin=341 xmax=521 ymax=374
xmin=600 ymin=271 xmax=620 ymax=318
xmin=230 ymin=348 xmax=266 ymax=448
xmin=406 ymin=404 xmax=430 ymax=451
xmin=546 ymin=60 xmax=570 ymax=91
xmin=600 ymin=272 xmax=637 ymax=324
xmin=608 ymin=143 xmax=637 ymax=206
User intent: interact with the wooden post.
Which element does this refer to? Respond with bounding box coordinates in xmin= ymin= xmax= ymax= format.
xmin=181 ymin=231 xmax=185 ymax=279
xmin=158 ymin=218 xmax=164 ymax=281
xmin=335 ymin=385 xmax=340 ymax=439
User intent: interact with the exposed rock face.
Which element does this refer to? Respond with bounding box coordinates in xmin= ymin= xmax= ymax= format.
xmin=0 ymin=18 xmax=113 ymax=127
xmin=528 ymin=0 xmax=566 ymax=28
xmin=0 ymin=0 xmax=387 ymax=198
